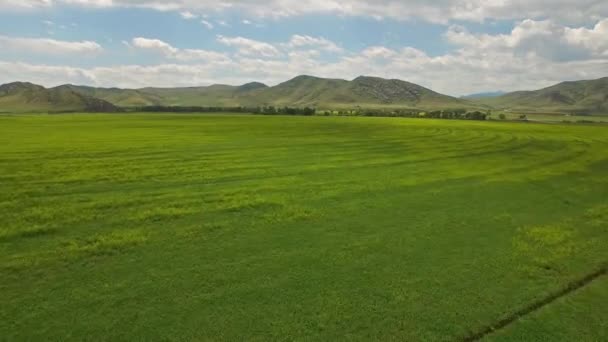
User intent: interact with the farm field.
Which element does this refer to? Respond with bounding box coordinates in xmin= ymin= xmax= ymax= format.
xmin=487 ymin=276 xmax=608 ymax=341
xmin=489 ymin=111 xmax=608 ymax=123
xmin=1 ymin=113 xmax=607 ymax=340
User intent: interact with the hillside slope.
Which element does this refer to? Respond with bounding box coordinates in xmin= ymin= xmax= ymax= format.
xmin=477 ymin=77 xmax=608 ymax=114
xmin=0 ymin=82 xmax=118 ymax=113
xmin=242 ymin=75 xmax=469 ymax=109
xmin=61 ymin=76 xmax=469 ymax=109
xmin=63 ymin=83 xmax=269 ymax=107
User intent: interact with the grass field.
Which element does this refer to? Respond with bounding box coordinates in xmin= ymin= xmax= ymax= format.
xmin=488 ymin=276 xmax=608 ymax=341
xmin=489 ymin=111 xmax=608 ymax=123
xmin=1 ymin=113 xmax=607 ymax=340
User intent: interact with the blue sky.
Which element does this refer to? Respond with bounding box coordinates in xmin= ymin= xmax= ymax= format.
xmin=0 ymin=1 xmax=606 ymax=95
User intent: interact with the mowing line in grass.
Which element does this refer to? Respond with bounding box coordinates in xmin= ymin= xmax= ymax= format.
xmin=460 ymin=264 xmax=608 ymax=342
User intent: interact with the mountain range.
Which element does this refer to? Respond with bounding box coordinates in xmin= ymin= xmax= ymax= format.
xmin=59 ymin=75 xmax=470 ymax=110
xmin=0 ymin=75 xmax=606 ymax=115
xmin=0 ymin=82 xmax=118 ymax=113
xmin=476 ymin=77 xmax=608 ymax=115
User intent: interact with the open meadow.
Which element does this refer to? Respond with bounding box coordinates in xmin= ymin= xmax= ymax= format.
xmin=1 ymin=113 xmax=607 ymax=340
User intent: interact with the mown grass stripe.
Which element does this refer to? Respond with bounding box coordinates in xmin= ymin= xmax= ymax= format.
xmin=459 ymin=264 xmax=608 ymax=342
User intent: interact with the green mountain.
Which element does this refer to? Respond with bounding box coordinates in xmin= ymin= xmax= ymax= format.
xmin=237 ymin=75 xmax=469 ymax=109
xmin=477 ymin=77 xmax=608 ymax=115
xmin=62 ymin=83 xmax=270 ymax=107
xmin=56 ymin=85 xmax=163 ymax=107
xmin=0 ymin=82 xmax=118 ymax=113
xmin=3 ymin=76 xmax=607 ymax=114
xmin=63 ymin=75 xmax=469 ymax=109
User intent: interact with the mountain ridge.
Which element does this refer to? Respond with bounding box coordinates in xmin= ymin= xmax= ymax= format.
xmin=0 ymin=82 xmax=118 ymax=113
xmin=65 ymin=75 xmax=474 ymax=108
xmin=1 ymin=76 xmax=606 ymax=114
xmin=29 ymin=75 xmax=470 ymax=110
xmin=477 ymin=77 xmax=608 ymax=114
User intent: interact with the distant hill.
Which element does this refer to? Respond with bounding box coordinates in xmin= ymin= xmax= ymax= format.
xmin=58 ymin=75 xmax=470 ymax=110
xmin=461 ymin=91 xmax=506 ymax=99
xmin=61 ymin=83 xmax=269 ymax=108
xmin=13 ymin=75 xmax=607 ymax=114
xmin=236 ymin=82 xmax=268 ymax=93
xmin=0 ymin=82 xmax=118 ymax=113
xmin=244 ymin=75 xmax=470 ymax=109
xmin=476 ymin=77 xmax=608 ymax=115
xmin=57 ymin=85 xmax=163 ymax=107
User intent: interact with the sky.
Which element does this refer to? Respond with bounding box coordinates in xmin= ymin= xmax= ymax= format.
xmin=0 ymin=1 xmax=607 ymax=96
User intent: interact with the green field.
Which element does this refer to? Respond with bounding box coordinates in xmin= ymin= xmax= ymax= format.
xmin=489 ymin=111 xmax=608 ymax=123
xmin=488 ymin=276 xmax=608 ymax=341
xmin=1 ymin=114 xmax=607 ymax=340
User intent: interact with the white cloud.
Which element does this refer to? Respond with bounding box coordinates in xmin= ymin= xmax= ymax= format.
xmin=242 ymin=19 xmax=251 ymax=25
xmin=217 ymin=35 xmax=282 ymax=57
xmin=179 ymin=11 xmax=196 ymax=19
xmin=0 ymin=60 xmax=98 ymax=85
xmin=201 ymin=19 xmax=214 ymax=29
xmin=0 ymin=35 xmax=103 ymax=54
xmin=0 ymin=19 xmax=607 ymax=96
xmin=360 ymin=46 xmax=398 ymax=59
xmin=286 ymin=35 xmax=343 ymax=53
xmin=565 ymin=19 xmax=608 ymax=57
xmin=445 ymin=18 xmax=608 ymax=61
xmin=0 ymin=50 xmax=605 ymax=95
xmin=132 ymin=37 xmax=177 ymax=55
xmin=131 ymin=37 xmax=230 ymax=62
xmin=2 ymin=0 xmax=607 ymax=25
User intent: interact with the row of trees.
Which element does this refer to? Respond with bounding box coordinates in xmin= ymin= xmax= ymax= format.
xmin=347 ymin=108 xmax=490 ymax=121
xmin=131 ymin=106 xmax=317 ymax=116
xmin=252 ymin=106 xmax=316 ymax=115
xmin=129 ymin=105 xmax=492 ymax=121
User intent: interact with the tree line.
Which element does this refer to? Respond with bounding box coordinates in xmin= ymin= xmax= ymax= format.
xmin=127 ymin=106 xmax=489 ymax=121
xmin=129 ymin=106 xmax=316 ymax=116
xmin=332 ymin=108 xmax=489 ymax=121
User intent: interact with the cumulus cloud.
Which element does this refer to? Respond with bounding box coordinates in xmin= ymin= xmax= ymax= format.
xmin=286 ymin=35 xmax=343 ymax=53
xmin=0 ymin=60 xmax=98 ymax=85
xmin=0 ymin=35 xmax=102 ymax=55
xmin=1 ymin=19 xmax=607 ymax=96
xmin=360 ymin=46 xmax=398 ymax=59
xmin=217 ymin=35 xmax=282 ymax=57
xmin=565 ymin=19 xmax=608 ymax=57
xmin=179 ymin=11 xmax=196 ymax=19
xmin=200 ymin=19 xmax=214 ymax=29
xmin=1 ymin=40 xmax=606 ymax=96
xmin=131 ymin=37 xmax=230 ymax=62
xmin=445 ymin=18 xmax=608 ymax=61
xmin=2 ymin=0 xmax=607 ymax=24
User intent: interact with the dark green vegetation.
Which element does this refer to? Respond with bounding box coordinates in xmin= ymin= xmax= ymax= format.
xmin=0 ymin=82 xmax=118 ymax=113
xmin=1 ymin=114 xmax=607 ymax=340
xmin=479 ymin=77 xmax=608 ymax=115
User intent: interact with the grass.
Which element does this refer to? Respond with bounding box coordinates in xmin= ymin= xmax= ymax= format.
xmin=485 ymin=275 xmax=608 ymax=341
xmin=490 ymin=111 xmax=608 ymax=123
xmin=1 ymin=113 xmax=607 ymax=340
